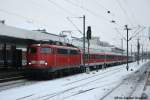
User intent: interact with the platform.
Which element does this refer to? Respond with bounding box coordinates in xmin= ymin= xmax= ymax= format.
xmin=103 ymin=61 xmax=150 ymax=100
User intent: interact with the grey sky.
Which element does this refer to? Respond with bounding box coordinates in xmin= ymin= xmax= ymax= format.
xmin=0 ymin=0 xmax=150 ymax=51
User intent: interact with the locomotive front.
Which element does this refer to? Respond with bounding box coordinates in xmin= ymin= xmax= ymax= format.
xmin=26 ymin=44 xmax=54 ymax=75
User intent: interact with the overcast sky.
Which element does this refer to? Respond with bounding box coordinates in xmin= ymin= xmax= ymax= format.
xmin=0 ymin=0 xmax=150 ymax=52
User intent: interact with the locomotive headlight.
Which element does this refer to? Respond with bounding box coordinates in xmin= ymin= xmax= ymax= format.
xmin=29 ymin=62 xmax=31 ymax=65
xmin=45 ymin=62 xmax=48 ymax=66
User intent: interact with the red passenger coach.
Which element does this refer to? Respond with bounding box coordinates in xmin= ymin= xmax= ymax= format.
xmin=26 ymin=44 xmax=81 ymax=75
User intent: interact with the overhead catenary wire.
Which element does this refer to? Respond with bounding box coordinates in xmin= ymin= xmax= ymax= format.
xmin=66 ymin=17 xmax=83 ymax=35
xmin=93 ymin=0 xmax=115 ymax=16
xmin=93 ymin=0 xmax=132 ymax=28
xmin=122 ymin=0 xmax=139 ymax=25
xmin=47 ymin=0 xmax=76 ymax=16
xmin=115 ymin=25 xmax=144 ymax=41
xmin=115 ymin=25 xmax=146 ymax=48
xmin=91 ymin=0 xmax=128 ymax=28
xmin=1 ymin=0 xmax=141 ymax=44
xmin=0 ymin=8 xmax=46 ymax=28
xmin=114 ymin=0 xmax=144 ymax=42
xmin=0 ymin=0 xmax=112 ymax=36
xmin=64 ymin=0 xmax=127 ymax=39
xmin=23 ymin=0 xmax=79 ymax=29
xmin=64 ymin=0 xmax=124 ymax=29
xmin=29 ymin=0 xmax=80 ymax=31
xmin=93 ymin=0 xmax=110 ymax=11
xmin=64 ymin=0 xmax=110 ymax=22
xmin=0 ymin=8 xmax=32 ymax=22
xmin=129 ymin=27 xmax=146 ymax=40
xmin=93 ymin=0 xmax=122 ymax=27
xmin=20 ymin=0 xmax=124 ymax=35
xmin=31 ymin=0 xmax=123 ymax=29
xmin=115 ymin=28 xmax=127 ymax=40
xmin=115 ymin=0 xmax=134 ymax=27
xmin=128 ymin=26 xmax=141 ymax=41
xmin=94 ymin=0 xmax=138 ymax=27
xmin=30 ymin=0 xmax=56 ymax=14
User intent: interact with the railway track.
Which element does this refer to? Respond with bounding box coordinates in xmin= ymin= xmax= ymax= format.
xmin=63 ymin=65 xmax=124 ymax=86
xmin=0 ymin=69 xmax=26 ymax=83
xmin=0 ymin=62 xmax=147 ymax=100
xmin=143 ymin=71 xmax=150 ymax=91
xmin=0 ymin=64 xmax=124 ymax=93
xmin=0 ymin=75 xmax=26 ymax=83
xmin=0 ymin=69 xmax=41 ymax=91
xmin=0 ymin=79 xmax=39 ymax=92
xmin=16 ymin=65 xmax=125 ymax=100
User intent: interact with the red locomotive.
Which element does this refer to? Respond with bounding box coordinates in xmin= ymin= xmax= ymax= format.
xmin=26 ymin=43 xmax=128 ymax=77
xmin=26 ymin=44 xmax=81 ymax=76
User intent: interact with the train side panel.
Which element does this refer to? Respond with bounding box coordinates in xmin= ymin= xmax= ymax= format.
xmin=26 ymin=44 xmax=81 ymax=75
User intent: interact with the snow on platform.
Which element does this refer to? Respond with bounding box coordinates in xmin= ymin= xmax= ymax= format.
xmin=102 ymin=61 xmax=150 ymax=100
xmin=0 ymin=60 xmax=149 ymax=100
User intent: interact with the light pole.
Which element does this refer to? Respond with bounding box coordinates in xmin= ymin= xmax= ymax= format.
xmin=83 ymin=15 xmax=86 ymax=69
xmin=137 ymin=38 xmax=140 ymax=65
xmin=86 ymin=26 xmax=92 ymax=73
xmin=131 ymin=44 xmax=132 ymax=60
xmin=142 ymin=44 xmax=143 ymax=62
xmin=125 ymin=25 xmax=131 ymax=71
xmin=66 ymin=15 xmax=86 ymax=69
xmin=121 ymin=38 xmax=123 ymax=62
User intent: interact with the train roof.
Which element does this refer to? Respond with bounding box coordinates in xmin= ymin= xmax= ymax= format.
xmin=29 ymin=44 xmax=80 ymax=50
xmin=29 ymin=44 xmax=128 ymax=56
xmin=71 ymin=38 xmax=127 ymax=56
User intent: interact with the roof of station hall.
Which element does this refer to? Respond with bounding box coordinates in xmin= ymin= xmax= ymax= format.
xmin=0 ymin=23 xmax=125 ymax=55
xmin=0 ymin=23 xmax=65 ymax=42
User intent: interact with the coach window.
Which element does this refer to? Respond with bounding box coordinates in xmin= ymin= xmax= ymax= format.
xmin=107 ymin=55 xmax=110 ymax=59
xmin=101 ymin=55 xmax=105 ymax=59
xmin=95 ymin=55 xmax=98 ymax=59
xmin=92 ymin=54 xmax=95 ymax=59
xmin=84 ymin=54 xmax=88 ymax=59
xmin=40 ymin=48 xmax=52 ymax=53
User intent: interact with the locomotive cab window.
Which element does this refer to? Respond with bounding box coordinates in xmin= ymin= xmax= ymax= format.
xmin=28 ymin=47 xmax=37 ymax=53
xmin=40 ymin=47 xmax=52 ymax=53
xmin=70 ymin=50 xmax=79 ymax=55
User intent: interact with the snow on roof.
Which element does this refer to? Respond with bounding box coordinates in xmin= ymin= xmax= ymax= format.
xmin=71 ymin=38 xmax=124 ymax=55
xmin=0 ymin=23 xmax=65 ymax=42
xmin=30 ymin=43 xmax=79 ymax=50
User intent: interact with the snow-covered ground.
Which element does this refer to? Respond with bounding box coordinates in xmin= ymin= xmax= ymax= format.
xmin=103 ymin=60 xmax=150 ymax=100
xmin=0 ymin=60 xmax=149 ymax=100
